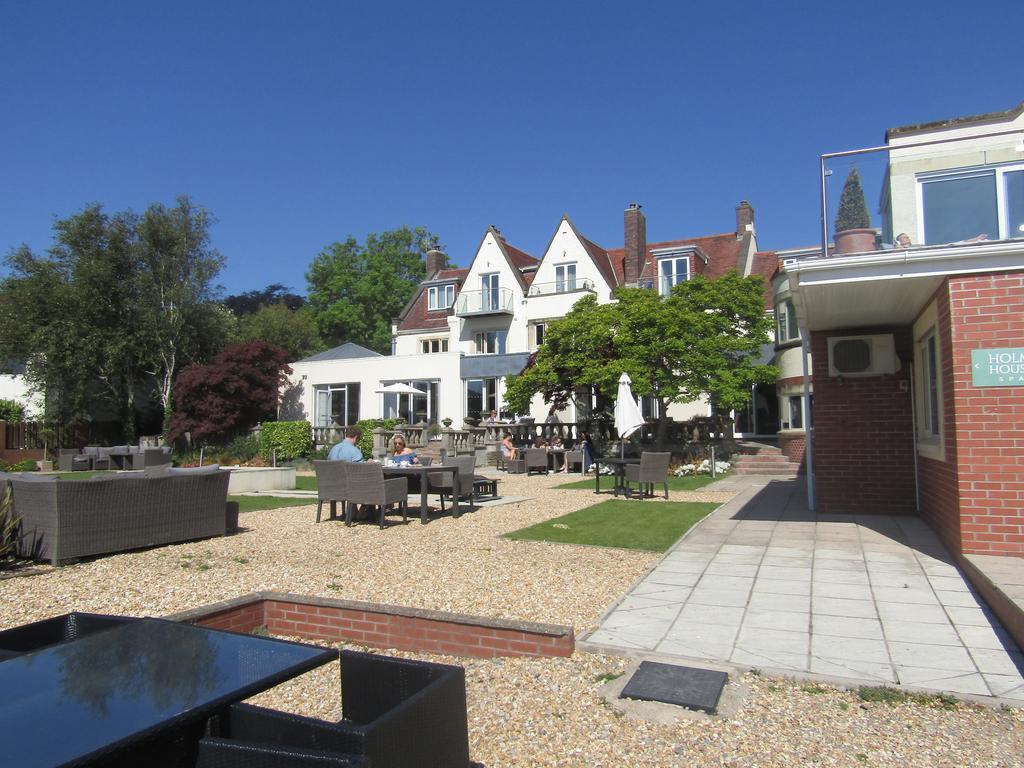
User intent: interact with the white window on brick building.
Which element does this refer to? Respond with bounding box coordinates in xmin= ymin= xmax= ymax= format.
xmin=921 ymin=329 xmax=941 ymax=437
xmin=657 ymin=255 xmax=690 ymax=296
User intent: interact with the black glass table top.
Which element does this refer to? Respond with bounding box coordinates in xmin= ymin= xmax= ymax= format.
xmin=0 ymin=616 xmax=336 ymax=768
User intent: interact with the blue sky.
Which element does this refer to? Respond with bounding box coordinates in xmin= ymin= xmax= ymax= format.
xmin=2 ymin=1 xmax=1021 ymax=296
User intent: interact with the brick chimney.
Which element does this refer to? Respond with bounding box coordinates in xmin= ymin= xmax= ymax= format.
xmin=624 ymin=203 xmax=646 ymax=285
xmin=425 ymin=247 xmax=446 ymax=278
xmin=735 ymin=200 xmax=754 ymax=239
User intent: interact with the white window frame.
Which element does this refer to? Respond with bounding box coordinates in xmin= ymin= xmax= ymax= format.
xmin=913 ymin=301 xmax=945 ymax=461
xmin=776 ymin=299 xmax=800 ymax=343
xmin=427 ymin=283 xmax=455 ymax=311
xmin=532 ymin=321 xmax=546 ymax=349
xmin=915 ymin=161 xmax=1024 ymax=245
xmin=420 ymin=337 xmax=449 ymax=354
xmin=554 ymin=263 xmax=577 ymax=293
xmin=481 ymin=273 xmax=500 ymax=311
xmin=657 ymin=256 xmax=690 ymax=296
xmin=475 ymin=330 xmax=506 ymax=355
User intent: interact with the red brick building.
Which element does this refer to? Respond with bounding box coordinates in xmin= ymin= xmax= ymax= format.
xmin=785 ymin=101 xmax=1024 ymax=559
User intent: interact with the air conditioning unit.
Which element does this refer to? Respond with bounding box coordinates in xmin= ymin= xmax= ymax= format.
xmin=827 ymin=334 xmax=900 ymax=377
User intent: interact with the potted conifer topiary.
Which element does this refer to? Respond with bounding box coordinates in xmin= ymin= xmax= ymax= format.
xmin=833 ymin=167 xmax=877 ymax=254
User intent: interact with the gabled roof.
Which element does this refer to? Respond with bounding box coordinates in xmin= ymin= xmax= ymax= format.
xmin=298 ymin=342 xmax=382 ymax=363
xmin=464 ymin=226 xmax=538 ymax=293
xmin=395 ymin=268 xmax=469 ymax=332
xmin=537 ymin=215 xmax=619 ymax=291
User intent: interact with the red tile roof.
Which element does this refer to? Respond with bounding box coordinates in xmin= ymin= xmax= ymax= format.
xmin=395 ymin=268 xmax=468 ymax=332
xmin=606 ymin=232 xmax=747 ymax=284
xmin=578 ymin=234 xmax=618 ymax=290
xmin=752 ymin=251 xmax=782 ymax=309
xmin=502 ymin=241 xmax=540 ymax=269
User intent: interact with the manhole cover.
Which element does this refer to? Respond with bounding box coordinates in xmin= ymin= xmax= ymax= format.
xmin=619 ymin=661 xmax=728 ymax=714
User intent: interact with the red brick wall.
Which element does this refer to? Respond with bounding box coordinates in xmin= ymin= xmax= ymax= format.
xmin=947 ymin=273 xmax=1024 ymax=556
xmin=264 ymin=599 xmax=573 ymax=659
xmin=810 ymin=327 xmax=917 ymax=515
xmin=194 ymin=600 xmax=266 ymax=634
xmin=777 ymin=431 xmax=806 ymax=466
xmin=916 ymin=281 xmax=962 ymax=555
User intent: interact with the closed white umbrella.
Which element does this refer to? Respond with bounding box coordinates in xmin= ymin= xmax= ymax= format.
xmin=374 ymin=382 xmax=424 ymax=395
xmin=614 ymin=372 xmax=645 ymax=458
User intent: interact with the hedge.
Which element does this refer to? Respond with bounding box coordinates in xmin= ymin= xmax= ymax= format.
xmin=260 ymin=420 xmax=312 ymax=461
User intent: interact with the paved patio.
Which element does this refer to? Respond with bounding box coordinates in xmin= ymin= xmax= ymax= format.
xmin=582 ymin=476 xmax=1024 ymax=702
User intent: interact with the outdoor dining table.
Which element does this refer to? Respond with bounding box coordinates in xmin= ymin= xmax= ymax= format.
xmin=592 ymin=457 xmax=640 ymax=497
xmin=0 ymin=615 xmax=335 ymax=768
xmin=382 ymin=462 xmax=461 ymax=523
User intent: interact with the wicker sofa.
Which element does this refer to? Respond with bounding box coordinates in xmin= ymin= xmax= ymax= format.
xmin=9 ymin=466 xmax=232 ymax=565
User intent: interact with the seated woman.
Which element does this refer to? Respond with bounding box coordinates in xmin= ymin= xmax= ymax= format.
xmin=390 ymin=435 xmax=418 ymax=464
xmin=500 ymin=432 xmax=518 ymax=461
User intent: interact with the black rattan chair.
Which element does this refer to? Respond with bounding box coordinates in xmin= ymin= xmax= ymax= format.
xmin=204 ymin=650 xmax=470 ymax=768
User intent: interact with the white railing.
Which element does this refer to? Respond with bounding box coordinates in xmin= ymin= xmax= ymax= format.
xmin=527 ymin=278 xmax=595 ymax=297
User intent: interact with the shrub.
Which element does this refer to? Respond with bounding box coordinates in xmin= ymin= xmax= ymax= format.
xmin=0 ymin=486 xmax=19 ymax=567
xmin=0 ymin=399 xmax=25 ymax=423
xmin=834 ymin=167 xmax=872 ymax=232
xmin=223 ymin=433 xmax=260 ymax=461
xmin=260 ymin=421 xmax=312 ymax=461
xmin=354 ymin=418 xmax=398 ymax=459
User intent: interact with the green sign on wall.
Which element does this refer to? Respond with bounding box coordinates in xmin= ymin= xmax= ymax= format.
xmin=971 ymin=348 xmax=1024 ymax=387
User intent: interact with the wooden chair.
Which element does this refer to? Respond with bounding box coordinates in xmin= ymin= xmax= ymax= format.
xmin=343 ymin=463 xmax=408 ymax=529
xmin=313 ymin=460 xmax=349 ymax=523
xmin=623 ymin=452 xmax=671 ymax=499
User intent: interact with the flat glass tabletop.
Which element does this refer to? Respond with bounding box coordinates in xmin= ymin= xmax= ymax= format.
xmin=0 ymin=616 xmax=336 ymax=768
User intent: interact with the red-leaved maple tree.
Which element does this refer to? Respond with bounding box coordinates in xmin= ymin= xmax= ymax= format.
xmin=169 ymin=342 xmax=292 ymax=445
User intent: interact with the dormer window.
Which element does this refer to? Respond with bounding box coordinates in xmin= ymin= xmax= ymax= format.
xmin=657 ymin=255 xmax=690 ymax=296
xmin=428 ymin=284 xmax=455 ymax=311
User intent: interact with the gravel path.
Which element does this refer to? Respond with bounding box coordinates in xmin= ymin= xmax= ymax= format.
xmin=3 ymin=473 xmax=1022 ymax=766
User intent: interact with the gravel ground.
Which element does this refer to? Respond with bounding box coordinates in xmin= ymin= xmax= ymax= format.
xmin=4 ymin=472 xmax=1023 ymax=766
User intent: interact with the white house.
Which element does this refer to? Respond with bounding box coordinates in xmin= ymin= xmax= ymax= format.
xmin=285 ymin=202 xmax=778 ymax=433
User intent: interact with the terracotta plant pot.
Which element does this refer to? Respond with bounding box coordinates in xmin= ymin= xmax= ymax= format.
xmin=834 ymin=228 xmax=877 ymax=255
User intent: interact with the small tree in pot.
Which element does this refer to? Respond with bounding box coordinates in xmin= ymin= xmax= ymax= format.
xmin=833 ymin=167 xmax=876 ymax=254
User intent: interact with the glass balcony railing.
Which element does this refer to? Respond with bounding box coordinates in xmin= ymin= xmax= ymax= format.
xmin=821 ymin=125 xmax=1024 ymax=256
xmin=455 ymin=287 xmax=515 ymax=316
xmin=526 ymin=278 xmax=596 ymax=296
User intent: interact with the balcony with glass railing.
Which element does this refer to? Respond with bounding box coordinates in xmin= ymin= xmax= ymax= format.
xmin=455 ymin=287 xmax=515 ymax=316
xmin=526 ymin=278 xmax=596 ymax=297
xmin=817 ymin=125 xmax=1024 ymax=260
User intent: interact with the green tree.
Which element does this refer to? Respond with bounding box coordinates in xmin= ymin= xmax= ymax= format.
xmin=224 ymin=283 xmax=305 ymax=315
xmin=834 ymin=166 xmax=871 ymax=232
xmin=237 ymin=302 xmax=323 ymax=360
xmin=505 ymin=272 xmax=776 ymax=442
xmin=306 ymin=227 xmax=442 ymax=353
xmin=0 ymin=198 xmax=228 ymax=440
xmin=135 ymin=197 xmax=228 ymax=431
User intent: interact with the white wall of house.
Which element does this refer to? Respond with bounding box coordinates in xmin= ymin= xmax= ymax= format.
xmin=286 ymin=352 xmax=463 ymax=426
xmin=456 ymin=231 xmax=529 ymax=355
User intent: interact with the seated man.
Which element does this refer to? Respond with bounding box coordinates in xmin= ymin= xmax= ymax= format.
xmin=328 ymin=426 xmax=364 ymax=462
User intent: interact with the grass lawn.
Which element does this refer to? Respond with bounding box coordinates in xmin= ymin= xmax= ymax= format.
xmin=294 ymin=475 xmax=317 ymax=491
xmin=230 ymin=495 xmax=315 ymax=514
xmin=505 ymin=499 xmax=719 ymax=552
xmin=554 ymin=473 xmax=720 ymax=492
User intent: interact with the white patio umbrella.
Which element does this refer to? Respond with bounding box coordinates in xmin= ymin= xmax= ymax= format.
xmin=374 ymin=382 xmax=424 ymax=395
xmin=614 ymin=372 xmax=645 ymax=459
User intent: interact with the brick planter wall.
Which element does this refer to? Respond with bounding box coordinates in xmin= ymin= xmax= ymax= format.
xmin=168 ymin=592 xmax=575 ymax=659
xmin=947 ymin=273 xmax=1024 ymax=556
xmin=776 ymin=430 xmax=806 ymax=467
xmin=810 ymin=327 xmax=917 ymax=516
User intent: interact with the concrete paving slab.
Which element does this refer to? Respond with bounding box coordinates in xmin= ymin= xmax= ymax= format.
xmin=588 ymin=475 xmax=1024 ymax=704
xmin=894 ymin=667 xmax=991 ymax=696
xmin=812 ymin=596 xmax=878 ymax=619
xmin=812 ymin=615 xmax=884 ymax=640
